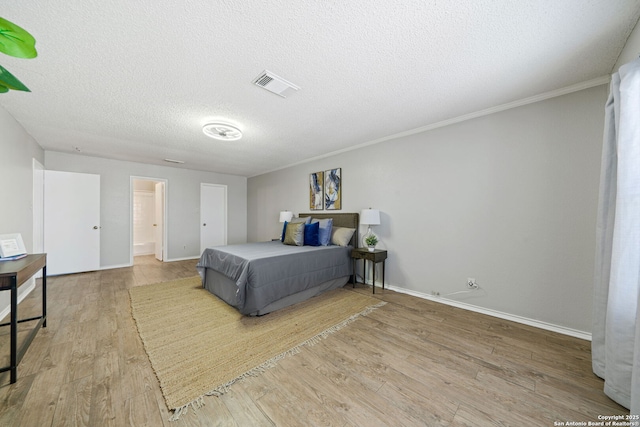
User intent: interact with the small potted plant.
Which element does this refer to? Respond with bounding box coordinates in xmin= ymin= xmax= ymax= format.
xmin=364 ymin=234 xmax=378 ymax=252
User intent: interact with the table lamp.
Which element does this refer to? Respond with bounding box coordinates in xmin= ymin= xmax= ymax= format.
xmin=279 ymin=211 xmax=293 ymax=223
xmin=360 ymin=208 xmax=380 ymax=251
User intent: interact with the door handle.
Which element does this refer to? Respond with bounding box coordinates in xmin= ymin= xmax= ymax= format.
xmin=93 ymin=226 xmax=99 ymax=229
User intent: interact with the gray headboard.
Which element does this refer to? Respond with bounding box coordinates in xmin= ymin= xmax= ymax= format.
xmin=298 ymin=212 xmax=360 ymax=248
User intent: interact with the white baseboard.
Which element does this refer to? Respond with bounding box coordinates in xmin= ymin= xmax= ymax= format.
xmin=98 ymin=256 xmax=198 ymax=271
xmin=0 ymin=279 xmax=37 ymax=321
xmin=164 ymin=256 xmax=200 ymax=262
xmin=385 ymin=284 xmax=592 ymax=341
xmin=99 ymin=263 xmax=132 ymax=270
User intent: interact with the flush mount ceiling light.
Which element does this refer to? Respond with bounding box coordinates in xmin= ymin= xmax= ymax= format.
xmin=202 ymin=123 xmax=243 ymax=141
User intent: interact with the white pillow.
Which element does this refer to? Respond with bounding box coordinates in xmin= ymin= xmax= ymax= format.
xmin=330 ymin=227 xmax=356 ymax=246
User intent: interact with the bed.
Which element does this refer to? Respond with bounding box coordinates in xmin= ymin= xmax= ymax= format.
xmin=196 ymin=212 xmax=359 ymax=316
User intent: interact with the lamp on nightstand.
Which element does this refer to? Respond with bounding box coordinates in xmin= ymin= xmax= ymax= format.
xmin=279 ymin=211 xmax=293 ymax=223
xmin=277 ymin=211 xmax=294 ymax=241
xmin=360 ymin=208 xmax=380 ymax=251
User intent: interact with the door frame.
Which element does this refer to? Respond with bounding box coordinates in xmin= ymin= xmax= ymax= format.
xmin=154 ymin=182 xmax=165 ymax=261
xmin=32 ymin=159 xmax=44 ymax=278
xmin=130 ymin=176 xmax=168 ymax=265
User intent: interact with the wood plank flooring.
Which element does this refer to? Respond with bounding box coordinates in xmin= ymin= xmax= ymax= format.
xmin=0 ymin=256 xmax=628 ymax=426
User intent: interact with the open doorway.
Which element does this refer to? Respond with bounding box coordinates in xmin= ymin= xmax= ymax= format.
xmin=131 ymin=177 xmax=167 ymax=265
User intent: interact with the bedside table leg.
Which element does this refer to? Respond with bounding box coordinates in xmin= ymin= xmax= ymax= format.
xmin=352 ymin=259 xmax=356 ymax=287
xmin=382 ymin=260 xmax=385 ymax=290
xmin=372 ymin=261 xmax=376 ymax=294
xmin=363 ymin=260 xmax=366 ymax=290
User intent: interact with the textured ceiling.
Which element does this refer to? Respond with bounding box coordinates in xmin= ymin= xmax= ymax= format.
xmin=1 ymin=1 xmax=639 ymax=177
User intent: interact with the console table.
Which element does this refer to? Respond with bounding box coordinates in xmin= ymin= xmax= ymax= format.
xmin=0 ymin=254 xmax=47 ymax=384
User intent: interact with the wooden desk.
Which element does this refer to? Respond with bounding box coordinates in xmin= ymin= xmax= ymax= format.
xmin=0 ymin=254 xmax=47 ymax=383
xmin=350 ymin=248 xmax=388 ymax=294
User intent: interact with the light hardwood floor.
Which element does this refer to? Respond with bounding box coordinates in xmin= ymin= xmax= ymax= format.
xmin=0 ymin=256 xmax=628 ymax=426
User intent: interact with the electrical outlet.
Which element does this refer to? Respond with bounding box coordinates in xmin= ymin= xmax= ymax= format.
xmin=431 ymin=291 xmax=440 ymax=296
xmin=467 ymin=278 xmax=478 ymax=289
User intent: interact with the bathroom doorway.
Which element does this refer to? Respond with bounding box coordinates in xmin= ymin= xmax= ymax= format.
xmin=131 ymin=177 xmax=167 ymax=264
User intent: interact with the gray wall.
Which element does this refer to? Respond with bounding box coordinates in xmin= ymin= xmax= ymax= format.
xmin=248 ymin=85 xmax=608 ymax=334
xmin=0 ymin=105 xmax=45 ymax=310
xmin=45 ymin=152 xmax=247 ymax=267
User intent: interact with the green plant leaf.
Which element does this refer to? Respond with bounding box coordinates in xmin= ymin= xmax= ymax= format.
xmin=0 ymin=84 xmax=8 ymax=93
xmin=0 ymin=17 xmax=37 ymax=59
xmin=0 ymin=64 xmax=30 ymax=92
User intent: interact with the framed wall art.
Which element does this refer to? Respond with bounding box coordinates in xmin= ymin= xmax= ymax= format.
xmin=324 ymin=168 xmax=341 ymax=210
xmin=309 ymin=171 xmax=324 ymax=210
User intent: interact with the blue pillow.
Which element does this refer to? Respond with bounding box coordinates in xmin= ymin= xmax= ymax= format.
xmin=311 ymin=218 xmax=333 ymax=246
xmin=304 ymin=222 xmax=320 ymax=246
xmin=280 ymin=221 xmax=288 ymax=242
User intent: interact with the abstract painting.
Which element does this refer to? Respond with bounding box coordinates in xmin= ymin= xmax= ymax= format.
xmin=324 ymin=168 xmax=341 ymax=210
xmin=309 ymin=171 xmax=324 ymax=210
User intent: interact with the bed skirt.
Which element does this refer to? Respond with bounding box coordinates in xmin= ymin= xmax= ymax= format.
xmin=202 ymin=267 xmax=349 ymax=316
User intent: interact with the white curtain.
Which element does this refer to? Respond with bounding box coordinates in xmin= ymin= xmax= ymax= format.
xmin=592 ymin=56 xmax=640 ymax=414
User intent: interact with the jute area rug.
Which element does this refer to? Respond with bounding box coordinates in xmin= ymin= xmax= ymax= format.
xmin=128 ymin=276 xmax=385 ymax=420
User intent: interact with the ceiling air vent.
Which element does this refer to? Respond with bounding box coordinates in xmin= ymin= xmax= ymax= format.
xmin=252 ymin=70 xmax=300 ymax=98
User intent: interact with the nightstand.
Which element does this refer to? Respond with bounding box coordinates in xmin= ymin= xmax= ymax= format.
xmin=350 ymin=248 xmax=388 ymax=294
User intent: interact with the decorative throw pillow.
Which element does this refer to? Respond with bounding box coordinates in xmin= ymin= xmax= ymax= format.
xmin=283 ymin=222 xmax=305 ymax=246
xmin=281 ymin=216 xmax=310 ymax=241
xmin=304 ymin=222 xmax=320 ymax=246
xmin=311 ymin=218 xmax=333 ymax=246
xmin=331 ymin=227 xmax=356 ymax=247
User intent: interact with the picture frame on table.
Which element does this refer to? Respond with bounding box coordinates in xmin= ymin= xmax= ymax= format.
xmin=0 ymin=233 xmax=28 ymax=260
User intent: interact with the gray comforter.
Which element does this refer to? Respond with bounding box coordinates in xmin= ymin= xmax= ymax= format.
xmin=196 ymin=241 xmax=352 ymax=314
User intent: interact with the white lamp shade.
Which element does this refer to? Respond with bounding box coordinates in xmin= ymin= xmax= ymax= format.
xmin=279 ymin=211 xmax=294 ymax=223
xmin=360 ymin=209 xmax=380 ymax=225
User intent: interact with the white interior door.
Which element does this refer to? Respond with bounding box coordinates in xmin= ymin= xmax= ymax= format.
xmin=44 ymin=170 xmax=100 ymax=275
xmin=200 ymin=183 xmax=227 ymax=254
xmin=154 ymin=182 xmax=164 ymax=261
